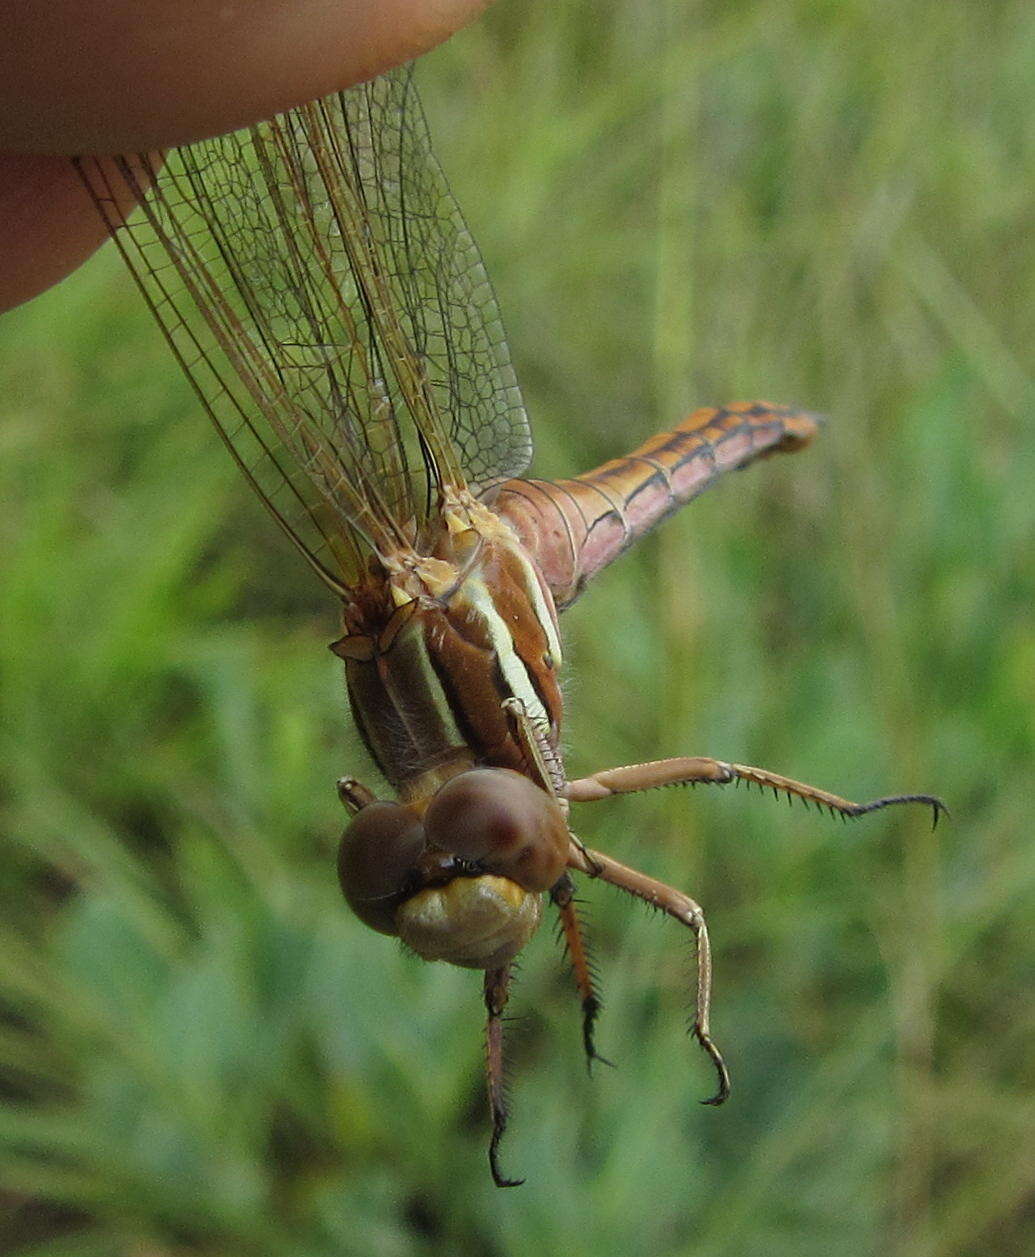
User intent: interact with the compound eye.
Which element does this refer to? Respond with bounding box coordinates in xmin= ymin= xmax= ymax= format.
xmin=337 ymin=801 xmax=426 ymax=935
xmin=423 ymin=768 xmax=569 ymax=893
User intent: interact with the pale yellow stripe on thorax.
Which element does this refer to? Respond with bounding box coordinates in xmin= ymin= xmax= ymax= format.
xmin=464 ymin=576 xmax=550 ymax=731
xmin=508 ymin=544 xmax=562 ymax=667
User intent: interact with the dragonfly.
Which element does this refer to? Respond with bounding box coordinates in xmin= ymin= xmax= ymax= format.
xmin=75 ymin=65 xmax=944 ymax=1187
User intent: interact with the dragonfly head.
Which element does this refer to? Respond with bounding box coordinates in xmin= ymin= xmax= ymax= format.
xmin=337 ymin=768 xmax=569 ymax=969
xmin=422 ymin=768 xmax=569 ymax=892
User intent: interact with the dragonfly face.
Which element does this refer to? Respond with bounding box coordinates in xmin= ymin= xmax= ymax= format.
xmin=76 ymin=64 xmax=944 ymax=1188
xmin=339 ymin=766 xmax=568 ymax=969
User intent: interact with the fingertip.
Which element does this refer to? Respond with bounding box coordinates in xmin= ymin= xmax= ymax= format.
xmin=0 ymin=155 xmax=111 ymax=312
xmin=1 ymin=1 xmax=495 ymax=309
xmin=2 ymin=1 xmax=496 ymax=153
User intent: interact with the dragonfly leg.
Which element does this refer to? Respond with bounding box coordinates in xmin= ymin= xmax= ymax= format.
xmin=501 ymin=696 xmax=566 ymax=799
xmin=336 ymin=777 xmax=377 ymax=814
xmin=564 ymin=757 xmax=947 ymax=828
xmin=567 ymin=842 xmax=730 ymax=1106
xmin=484 ymin=964 xmax=524 ymax=1188
xmin=550 ymin=874 xmax=612 ymax=1070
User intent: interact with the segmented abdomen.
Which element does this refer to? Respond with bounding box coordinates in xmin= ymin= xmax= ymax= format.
xmin=492 ymin=402 xmax=821 ymax=610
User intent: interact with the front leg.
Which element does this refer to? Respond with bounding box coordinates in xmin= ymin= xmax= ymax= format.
xmin=337 ymin=777 xmax=377 ymax=814
xmin=564 ymin=756 xmax=947 ymax=827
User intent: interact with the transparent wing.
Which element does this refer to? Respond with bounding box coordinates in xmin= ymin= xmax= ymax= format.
xmin=77 ymin=66 xmax=532 ymax=595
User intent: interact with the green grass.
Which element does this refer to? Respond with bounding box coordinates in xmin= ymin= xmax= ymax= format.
xmin=2 ymin=2 xmax=1033 ymax=1254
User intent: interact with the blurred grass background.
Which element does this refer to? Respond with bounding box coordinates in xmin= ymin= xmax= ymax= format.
xmin=2 ymin=1 xmax=1033 ymax=1253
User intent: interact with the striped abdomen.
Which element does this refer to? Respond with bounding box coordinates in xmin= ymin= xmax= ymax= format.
xmin=492 ymin=402 xmax=820 ymax=610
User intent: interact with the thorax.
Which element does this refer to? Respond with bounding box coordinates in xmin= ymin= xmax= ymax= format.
xmin=332 ymin=493 xmax=564 ymax=801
